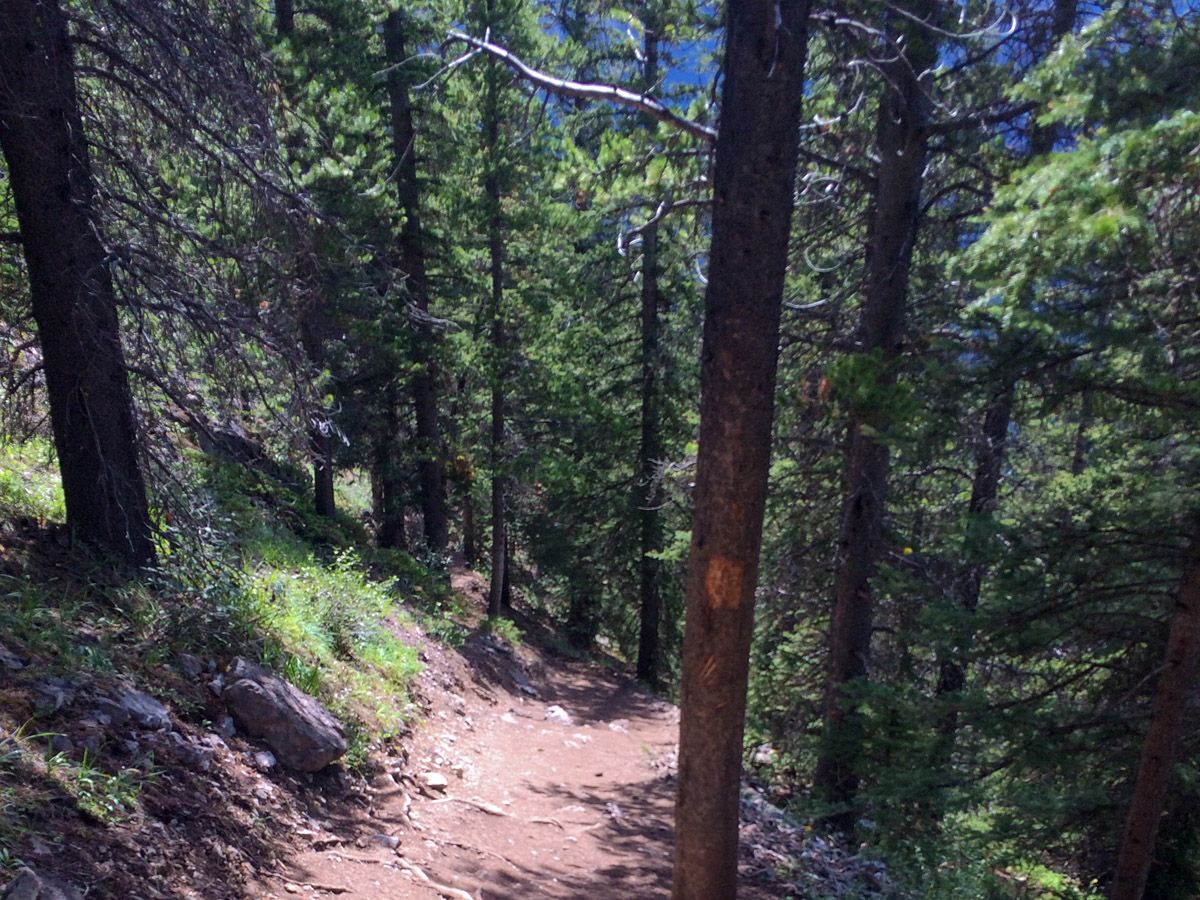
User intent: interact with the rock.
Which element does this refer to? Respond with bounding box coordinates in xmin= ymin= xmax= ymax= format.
xmin=544 ymin=705 xmax=573 ymax=726
xmin=175 ymin=654 xmax=205 ymax=679
xmin=370 ymin=772 xmax=397 ymax=791
xmin=111 ymin=689 xmax=172 ymax=730
xmin=252 ymin=750 xmax=277 ymax=771
xmin=30 ymin=678 xmax=74 ymax=713
xmin=168 ymin=733 xmax=213 ymax=771
xmin=222 ymin=658 xmax=346 ymax=772
xmin=207 ymin=676 xmax=225 ymax=697
xmin=359 ymin=834 xmax=401 ymax=850
xmin=607 ymin=719 xmax=629 ymax=733
xmin=214 ymin=716 xmax=236 ymax=739
xmin=0 ymin=642 xmax=25 ymax=671
xmin=420 ymin=772 xmax=448 ymax=793
xmin=47 ymin=735 xmax=72 ymax=755
xmin=89 ymin=698 xmax=129 ymax=727
xmin=2 ymin=867 xmax=85 ymax=900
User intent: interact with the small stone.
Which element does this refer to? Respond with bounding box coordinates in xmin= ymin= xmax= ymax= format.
xmin=607 ymin=719 xmax=629 ymax=733
xmin=48 ymin=734 xmax=73 ymax=755
xmin=284 ymin=883 xmax=300 ymax=894
xmin=115 ymin=689 xmax=172 ymax=730
xmin=370 ymin=772 xmax=397 ymax=791
xmin=544 ymin=705 xmax=573 ymax=726
xmin=420 ymin=772 xmax=448 ymax=793
xmin=31 ymin=678 xmax=74 ymax=712
xmin=175 ymin=654 xmax=205 ymax=678
xmin=361 ymin=834 xmax=400 ymax=850
xmin=2 ymin=866 xmax=84 ymax=899
xmin=253 ymin=750 xmax=277 ymax=771
xmin=0 ymin=642 xmax=26 ymax=671
xmin=214 ymin=716 xmax=236 ymax=739
xmin=207 ymin=676 xmax=225 ymax=696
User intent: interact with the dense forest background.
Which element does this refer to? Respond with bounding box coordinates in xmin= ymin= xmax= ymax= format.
xmin=2 ymin=0 xmax=1199 ymax=897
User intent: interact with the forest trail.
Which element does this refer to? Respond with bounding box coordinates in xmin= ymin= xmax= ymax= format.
xmin=262 ymin=568 xmax=780 ymax=899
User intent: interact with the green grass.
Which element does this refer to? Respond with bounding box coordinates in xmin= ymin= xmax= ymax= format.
xmin=0 ymin=438 xmax=64 ymax=523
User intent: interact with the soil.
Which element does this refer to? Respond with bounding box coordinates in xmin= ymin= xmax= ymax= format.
xmin=261 ymin=568 xmax=785 ymax=899
xmin=1 ymin=545 xmax=835 ymax=899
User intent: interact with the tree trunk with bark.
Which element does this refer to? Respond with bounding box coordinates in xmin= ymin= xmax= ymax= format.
xmin=274 ymin=0 xmax=294 ymax=36
xmin=1111 ymin=524 xmax=1200 ymax=900
xmin=0 ymin=0 xmax=154 ymax=566
xmin=384 ymin=11 xmax=449 ymax=553
xmin=372 ymin=383 xmax=407 ymax=550
xmin=483 ymin=36 xmax=508 ymax=619
xmin=635 ymin=18 xmax=665 ymax=689
xmin=671 ymin=0 xmax=811 ymax=896
xmin=814 ymin=0 xmax=938 ymax=825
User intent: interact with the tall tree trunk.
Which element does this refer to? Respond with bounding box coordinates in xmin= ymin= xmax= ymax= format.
xmin=300 ymin=311 xmax=337 ymax=520
xmin=814 ymin=0 xmax=938 ymax=824
xmin=1111 ymin=524 xmax=1200 ymax=900
xmin=635 ymin=18 xmax=665 ymax=689
xmin=671 ymin=0 xmax=810 ymax=895
xmin=934 ymin=0 xmax=1076 ymax=747
xmin=384 ymin=11 xmax=449 ymax=553
xmin=0 ymin=0 xmax=154 ymax=566
xmin=372 ymin=383 xmax=407 ymax=549
xmin=934 ymin=384 xmax=1013 ymax=726
xmin=274 ymin=0 xmax=294 ymax=36
xmin=483 ymin=37 xmax=507 ymax=618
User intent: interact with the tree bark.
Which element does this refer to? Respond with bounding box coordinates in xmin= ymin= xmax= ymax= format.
xmin=384 ymin=11 xmax=449 ymax=553
xmin=814 ymin=0 xmax=938 ymax=825
xmin=0 ymin=0 xmax=154 ymax=565
xmin=274 ymin=0 xmax=294 ymax=36
xmin=934 ymin=384 xmax=1013 ymax=723
xmin=372 ymin=383 xmax=407 ymax=550
xmin=483 ymin=29 xmax=508 ymax=618
xmin=670 ymin=0 xmax=810 ymax=896
xmin=635 ymin=18 xmax=665 ymax=689
xmin=1111 ymin=524 xmax=1200 ymax=900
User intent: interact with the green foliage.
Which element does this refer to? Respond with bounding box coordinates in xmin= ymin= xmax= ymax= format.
xmin=0 ymin=439 xmax=64 ymax=523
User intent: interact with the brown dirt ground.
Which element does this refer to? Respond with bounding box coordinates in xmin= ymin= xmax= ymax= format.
xmin=262 ymin=568 xmax=782 ymax=900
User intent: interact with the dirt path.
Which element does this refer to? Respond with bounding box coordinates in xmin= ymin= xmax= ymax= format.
xmin=258 ymin=570 xmax=677 ymax=899
xmin=262 ymin=569 xmax=795 ymax=900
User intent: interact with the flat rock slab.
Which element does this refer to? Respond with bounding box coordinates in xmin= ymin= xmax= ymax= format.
xmin=223 ymin=657 xmax=346 ymax=772
xmin=2 ymin=867 xmax=84 ymax=900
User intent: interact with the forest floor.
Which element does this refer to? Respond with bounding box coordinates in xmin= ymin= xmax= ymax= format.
xmin=261 ymin=566 xmax=808 ymax=899
xmin=0 ymin=528 xmax=887 ymax=899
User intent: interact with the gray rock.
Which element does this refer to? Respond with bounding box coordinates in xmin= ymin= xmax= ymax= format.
xmin=90 ymin=698 xmax=129 ymax=727
xmin=222 ymin=658 xmax=346 ymax=772
xmin=2 ymin=867 xmax=84 ymax=900
xmin=168 ymin=733 xmax=213 ymax=771
xmin=0 ymin=642 xmax=25 ymax=671
xmin=47 ymin=735 xmax=72 ymax=755
xmin=97 ymin=689 xmax=170 ymax=730
xmin=175 ymin=654 xmax=204 ymax=679
xmin=214 ymin=715 xmax=236 ymax=739
xmin=30 ymin=679 xmax=74 ymax=712
xmin=207 ymin=675 xmax=225 ymax=697
xmin=362 ymin=834 xmax=401 ymax=850
xmin=252 ymin=750 xmax=277 ymax=771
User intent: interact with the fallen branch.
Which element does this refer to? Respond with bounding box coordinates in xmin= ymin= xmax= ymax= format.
xmin=396 ymin=859 xmax=477 ymax=900
xmin=430 ymin=796 xmax=511 ymax=816
xmin=280 ymin=877 xmax=352 ymax=895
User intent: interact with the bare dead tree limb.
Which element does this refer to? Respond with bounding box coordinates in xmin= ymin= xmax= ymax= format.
xmin=445 ymin=31 xmax=717 ymax=143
